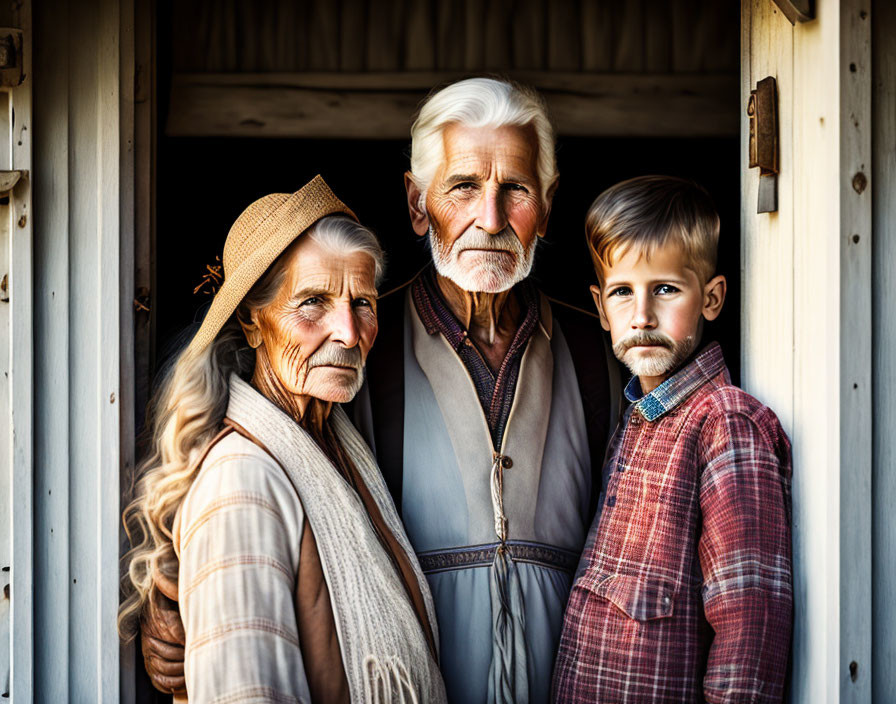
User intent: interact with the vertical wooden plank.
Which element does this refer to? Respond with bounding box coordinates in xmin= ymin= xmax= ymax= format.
xmin=547 ymin=0 xmax=581 ymax=70
xmin=340 ymin=0 xmax=367 ymax=71
xmin=118 ymin=0 xmax=137 ymax=698
xmin=367 ymin=0 xmax=406 ymax=71
xmin=273 ymin=0 xmax=308 ymax=71
xmin=32 ymin=1 xmax=70 ymax=699
xmin=0 ymin=90 xmax=11 ymax=701
xmin=872 ymin=0 xmax=896 ymax=697
xmin=612 ymin=0 xmax=644 ymax=72
xmin=872 ymin=0 xmax=896 ymax=698
xmin=405 ymin=0 xmax=436 ymax=70
xmin=483 ymin=0 xmax=512 ymax=70
xmin=580 ymin=0 xmax=611 ymax=71
xmin=437 ymin=0 xmax=466 ymax=70
xmin=7 ymin=0 xmax=33 ymax=698
xmin=98 ymin=0 xmax=124 ymax=695
xmin=463 ymin=0 xmax=485 ymax=70
xmin=837 ymin=0 xmax=872 ymax=699
xmin=672 ymin=0 xmax=702 ymax=72
xmin=308 ymin=0 xmax=341 ymax=70
xmin=644 ymin=0 xmax=672 ymax=73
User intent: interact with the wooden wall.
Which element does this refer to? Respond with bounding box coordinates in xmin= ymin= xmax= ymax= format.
xmin=164 ymin=0 xmax=740 ymax=138
xmin=740 ymin=0 xmax=872 ymax=701
xmin=169 ymin=0 xmax=738 ymax=74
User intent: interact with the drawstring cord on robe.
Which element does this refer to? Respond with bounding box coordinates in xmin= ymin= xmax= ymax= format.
xmin=488 ymin=453 xmax=529 ymax=703
xmin=365 ymin=655 xmax=420 ymax=704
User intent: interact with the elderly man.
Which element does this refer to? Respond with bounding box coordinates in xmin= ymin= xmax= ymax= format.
xmin=353 ymin=78 xmax=618 ymax=703
xmin=142 ymin=78 xmax=618 ymax=703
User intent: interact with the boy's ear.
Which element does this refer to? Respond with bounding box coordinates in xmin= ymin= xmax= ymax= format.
xmin=404 ymin=172 xmax=430 ymax=237
xmin=702 ymin=274 xmax=727 ymax=322
xmin=590 ymin=284 xmax=611 ymax=331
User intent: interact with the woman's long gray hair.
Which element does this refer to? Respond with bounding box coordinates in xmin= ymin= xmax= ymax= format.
xmin=118 ymin=215 xmax=384 ymax=639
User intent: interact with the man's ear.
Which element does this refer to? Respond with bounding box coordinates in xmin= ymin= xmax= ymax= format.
xmin=238 ymin=309 xmax=264 ymax=349
xmin=702 ymin=274 xmax=727 ymax=322
xmin=404 ymin=172 xmax=430 ymax=237
xmin=590 ymin=284 xmax=611 ymax=331
xmin=536 ymin=177 xmax=559 ymax=238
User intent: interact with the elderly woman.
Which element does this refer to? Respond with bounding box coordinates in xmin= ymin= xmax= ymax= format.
xmin=120 ymin=176 xmax=446 ymax=704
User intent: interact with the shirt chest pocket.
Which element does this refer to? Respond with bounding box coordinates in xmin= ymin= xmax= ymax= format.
xmin=575 ymin=570 xmax=677 ymax=621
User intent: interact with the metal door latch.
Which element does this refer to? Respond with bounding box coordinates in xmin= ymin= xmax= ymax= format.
xmin=748 ymin=76 xmax=779 ymax=213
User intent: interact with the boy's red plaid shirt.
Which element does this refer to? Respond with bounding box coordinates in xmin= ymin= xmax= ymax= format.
xmin=552 ymin=343 xmax=793 ymax=703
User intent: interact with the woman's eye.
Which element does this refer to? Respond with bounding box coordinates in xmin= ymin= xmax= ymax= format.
xmin=300 ymin=297 xmax=321 ymax=306
xmin=655 ymin=284 xmax=680 ymax=295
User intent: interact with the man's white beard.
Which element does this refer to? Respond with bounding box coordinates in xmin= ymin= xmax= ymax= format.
xmin=612 ymin=330 xmax=697 ymax=379
xmin=429 ymin=225 xmax=535 ymax=293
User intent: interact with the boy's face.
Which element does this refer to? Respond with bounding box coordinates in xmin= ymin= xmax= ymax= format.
xmin=592 ymin=242 xmax=726 ymax=393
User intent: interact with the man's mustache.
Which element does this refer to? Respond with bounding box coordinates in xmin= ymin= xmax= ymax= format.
xmin=452 ymin=227 xmax=522 ymax=254
xmin=612 ymin=331 xmax=675 ymax=357
xmin=308 ymin=343 xmax=363 ymax=372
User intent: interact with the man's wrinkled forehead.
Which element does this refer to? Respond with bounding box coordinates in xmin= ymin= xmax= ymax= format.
xmin=437 ymin=123 xmax=541 ymax=184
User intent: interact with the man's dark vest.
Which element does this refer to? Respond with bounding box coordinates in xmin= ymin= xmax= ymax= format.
xmin=362 ymin=277 xmax=621 ymax=523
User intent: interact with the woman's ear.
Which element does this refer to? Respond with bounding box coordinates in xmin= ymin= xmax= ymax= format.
xmin=404 ymin=172 xmax=430 ymax=237
xmin=702 ymin=275 xmax=727 ymax=322
xmin=239 ymin=309 xmax=264 ymax=349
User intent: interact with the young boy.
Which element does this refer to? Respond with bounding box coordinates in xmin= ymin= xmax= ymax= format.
xmin=552 ymin=176 xmax=792 ymax=703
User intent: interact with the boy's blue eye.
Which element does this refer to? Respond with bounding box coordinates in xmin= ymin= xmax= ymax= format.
xmin=608 ymin=286 xmax=632 ymax=297
xmin=655 ymin=284 xmax=680 ymax=295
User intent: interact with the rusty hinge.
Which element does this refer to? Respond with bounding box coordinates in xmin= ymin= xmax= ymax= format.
xmin=0 ymin=28 xmax=23 ymax=86
xmin=0 ymin=273 xmax=7 ymax=302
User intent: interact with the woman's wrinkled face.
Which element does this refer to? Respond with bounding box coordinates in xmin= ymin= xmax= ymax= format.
xmin=250 ymin=236 xmax=378 ymax=404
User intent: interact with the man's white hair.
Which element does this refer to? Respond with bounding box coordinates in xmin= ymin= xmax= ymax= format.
xmin=409 ymin=77 xmax=558 ymax=207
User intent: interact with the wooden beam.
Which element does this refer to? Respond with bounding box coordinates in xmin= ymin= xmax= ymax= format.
xmin=166 ymin=71 xmax=738 ymax=139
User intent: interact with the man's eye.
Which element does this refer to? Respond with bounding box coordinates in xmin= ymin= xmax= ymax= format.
xmin=453 ymin=182 xmax=477 ymax=192
xmin=352 ymin=298 xmax=372 ymax=308
xmin=655 ymin=284 xmax=680 ymax=295
xmin=503 ymin=183 xmax=528 ymax=193
xmin=300 ymin=297 xmax=321 ymax=306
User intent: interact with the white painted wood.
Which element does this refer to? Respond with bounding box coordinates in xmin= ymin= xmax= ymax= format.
xmin=0 ymin=88 xmax=11 ymax=700
xmin=835 ymin=1 xmax=872 ymax=699
xmin=29 ymin=0 xmax=129 ymax=699
xmin=741 ymin=0 xmax=873 ymax=701
xmin=871 ymin=0 xmax=896 ymax=698
xmin=6 ymin=0 xmax=33 ymax=699
xmin=165 ymin=72 xmax=739 ymax=138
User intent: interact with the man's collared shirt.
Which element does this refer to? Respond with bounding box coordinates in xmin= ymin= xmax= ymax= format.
xmin=552 ymin=342 xmax=793 ymax=703
xmin=412 ymin=267 xmax=539 ymax=448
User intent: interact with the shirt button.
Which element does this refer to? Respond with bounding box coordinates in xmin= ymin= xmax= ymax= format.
xmin=501 ymin=456 xmax=513 ymax=469
xmin=463 ymin=338 xmax=473 ymax=347
xmin=662 ymin=595 xmax=672 ymax=612
xmin=606 ymin=495 xmax=616 ymax=508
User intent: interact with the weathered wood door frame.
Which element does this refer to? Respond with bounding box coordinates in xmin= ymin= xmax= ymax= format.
xmin=740 ymin=0 xmax=872 ymax=701
xmin=0 ymin=0 xmax=33 ymax=699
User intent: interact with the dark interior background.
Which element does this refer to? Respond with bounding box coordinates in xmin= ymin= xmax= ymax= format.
xmin=155 ymin=135 xmax=741 ymax=379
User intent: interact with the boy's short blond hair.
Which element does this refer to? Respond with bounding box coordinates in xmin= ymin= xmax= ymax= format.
xmin=585 ymin=175 xmax=720 ymax=285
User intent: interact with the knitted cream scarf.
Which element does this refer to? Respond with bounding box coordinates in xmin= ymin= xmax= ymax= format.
xmin=226 ymin=375 xmax=447 ymax=704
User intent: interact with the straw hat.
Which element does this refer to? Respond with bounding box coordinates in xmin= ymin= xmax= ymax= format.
xmin=185 ymin=175 xmax=357 ymax=358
